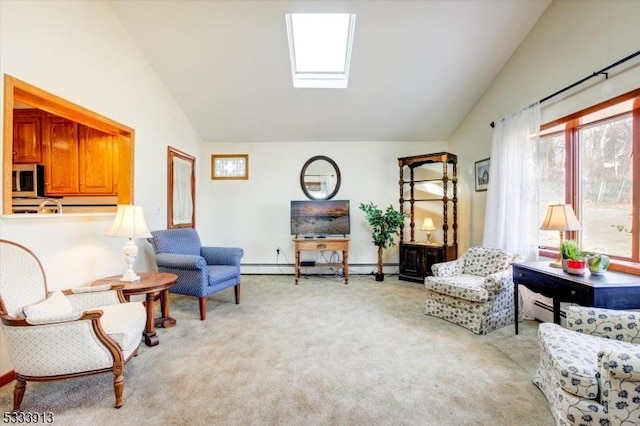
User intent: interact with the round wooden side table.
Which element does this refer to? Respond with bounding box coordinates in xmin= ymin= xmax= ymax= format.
xmin=92 ymin=272 xmax=178 ymax=347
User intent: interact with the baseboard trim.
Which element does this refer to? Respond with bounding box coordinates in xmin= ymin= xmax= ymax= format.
xmin=0 ymin=370 xmax=15 ymax=388
xmin=240 ymin=263 xmax=399 ymax=275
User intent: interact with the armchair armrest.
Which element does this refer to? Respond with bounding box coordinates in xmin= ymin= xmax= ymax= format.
xmin=65 ymin=287 xmax=124 ymax=311
xmin=599 ymin=348 xmax=640 ymax=381
xmin=483 ymin=268 xmax=514 ymax=292
xmin=201 ymin=247 xmax=244 ymax=266
xmin=598 ymin=348 xmax=640 ymax=423
xmin=566 ymin=306 xmax=640 ymax=344
xmin=24 ymin=310 xmax=85 ymax=325
xmin=154 ymin=253 xmax=207 ymax=270
xmin=431 ymin=258 xmax=464 ymax=277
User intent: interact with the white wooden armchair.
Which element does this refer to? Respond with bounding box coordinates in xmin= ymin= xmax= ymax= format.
xmin=0 ymin=239 xmax=146 ymax=410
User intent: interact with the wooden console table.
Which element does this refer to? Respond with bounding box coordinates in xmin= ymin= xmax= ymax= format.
xmin=294 ymin=238 xmax=349 ymax=285
xmin=513 ymin=261 xmax=640 ymax=334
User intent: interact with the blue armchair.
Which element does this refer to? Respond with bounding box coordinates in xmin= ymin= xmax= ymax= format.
xmin=148 ymin=228 xmax=244 ymax=320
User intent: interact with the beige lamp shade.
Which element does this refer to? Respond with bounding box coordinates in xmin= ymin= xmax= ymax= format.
xmin=540 ymin=204 xmax=581 ymax=231
xmin=105 ymin=205 xmax=152 ymax=239
xmin=421 ymin=217 xmax=437 ymax=231
xmin=421 ymin=217 xmax=437 ymax=244
xmin=540 ymin=204 xmax=580 ymax=268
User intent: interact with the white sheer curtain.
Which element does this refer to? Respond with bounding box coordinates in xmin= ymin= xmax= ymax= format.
xmin=482 ymin=103 xmax=541 ymax=318
xmin=172 ymin=156 xmax=193 ymax=225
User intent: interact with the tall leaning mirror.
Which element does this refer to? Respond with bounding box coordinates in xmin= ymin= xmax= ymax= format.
xmin=300 ymin=155 xmax=341 ymax=200
xmin=167 ymin=146 xmax=195 ymax=228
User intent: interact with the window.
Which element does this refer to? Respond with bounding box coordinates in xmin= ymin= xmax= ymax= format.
xmin=211 ymin=154 xmax=249 ymax=180
xmin=539 ymin=89 xmax=640 ymax=271
xmin=285 ymin=13 xmax=356 ymax=89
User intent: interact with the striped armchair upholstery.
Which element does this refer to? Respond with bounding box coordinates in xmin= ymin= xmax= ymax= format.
xmin=0 ymin=239 xmax=145 ymax=411
xmin=148 ymin=228 xmax=244 ymax=320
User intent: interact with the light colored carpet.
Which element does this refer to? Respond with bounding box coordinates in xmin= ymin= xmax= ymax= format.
xmin=0 ymin=274 xmax=553 ymax=425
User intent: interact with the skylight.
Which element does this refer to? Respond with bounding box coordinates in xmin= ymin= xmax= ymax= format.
xmin=285 ymin=13 xmax=356 ymax=89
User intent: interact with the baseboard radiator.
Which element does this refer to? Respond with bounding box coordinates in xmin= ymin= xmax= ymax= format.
xmin=532 ymin=299 xmax=567 ymax=326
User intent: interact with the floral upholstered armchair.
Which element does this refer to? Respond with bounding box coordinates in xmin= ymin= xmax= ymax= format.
xmin=534 ymin=306 xmax=640 ymax=425
xmin=148 ymin=228 xmax=244 ymax=320
xmin=424 ymin=246 xmax=522 ymax=334
xmin=0 ymin=239 xmax=146 ymax=410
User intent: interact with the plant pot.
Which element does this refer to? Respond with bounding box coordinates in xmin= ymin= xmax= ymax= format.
xmin=566 ymin=259 xmax=586 ymax=275
xmin=588 ymin=254 xmax=610 ymax=276
xmin=375 ymin=273 xmax=384 ymax=282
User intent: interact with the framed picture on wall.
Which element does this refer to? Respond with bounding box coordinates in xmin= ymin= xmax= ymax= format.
xmin=474 ymin=158 xmax=490 ymax=192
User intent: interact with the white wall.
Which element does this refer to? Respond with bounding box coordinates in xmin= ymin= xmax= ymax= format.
xmin=450 ymin=0 xmax=640 ymax=251
xmin=0 ymin=0 xmax=446 ymax=377
xmin=198 ymin=140 xmax=448 ymax=274
xmin=0 ymin=1 xmax=201 ymax=375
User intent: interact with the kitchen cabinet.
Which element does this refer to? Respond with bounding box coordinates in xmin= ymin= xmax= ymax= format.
xmin=12 ymin=112 xmax=42 ymax=163
xmin=41 ymin=115 xmax=115 ymax=196
xmin=79 ymin=125 xmax=114 ymax=194
xmin=43 ymin=116 xmax=79 ymax=194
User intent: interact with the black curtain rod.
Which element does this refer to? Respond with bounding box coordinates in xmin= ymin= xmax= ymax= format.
xmin=489 ymin=49 xmax=640 ymax=128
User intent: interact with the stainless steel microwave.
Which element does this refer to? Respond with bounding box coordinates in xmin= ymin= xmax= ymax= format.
xmin=12 ymin=164 xmax=45 ymax=198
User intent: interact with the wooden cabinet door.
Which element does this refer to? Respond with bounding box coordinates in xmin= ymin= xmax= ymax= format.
xmin=13 ymin=115 xmax=42 ymax=163
xmin=400 ymin=244 xmax=423 ymax=278
xmin=43 ymin=117 xmax=79 ymax=195
xmin=79 ymin=125 xmax=114 ymax=194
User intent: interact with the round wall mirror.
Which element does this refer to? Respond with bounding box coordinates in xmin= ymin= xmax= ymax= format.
xmin=300 ymin=155 xmax=341 ymax=200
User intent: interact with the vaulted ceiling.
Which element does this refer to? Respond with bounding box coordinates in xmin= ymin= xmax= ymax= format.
xmin=108 ymin=1 xmax=550 ymax=143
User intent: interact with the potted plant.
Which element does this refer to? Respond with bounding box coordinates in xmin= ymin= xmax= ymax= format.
xmin=560 ymin=239 xmax=586 ymax=274
xmin=359 ymin=202 xmax=407 ymax=281
xmin=586 ymin=251 xmax=610 ymax=276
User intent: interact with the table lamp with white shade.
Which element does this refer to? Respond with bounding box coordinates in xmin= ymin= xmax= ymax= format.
xmin=105 ymin=205 xmax=152 ymax=282
xmin=539 ymin=203 xmax=581 ymax=268
xmin=421 ymin=217 xmax=437 ymax=244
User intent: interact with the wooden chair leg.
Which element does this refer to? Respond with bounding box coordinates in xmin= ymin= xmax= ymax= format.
xmin=199 ymin=297 xmax=207 ymax=320
xmin=13 ymin=379 xmax=26 ymax=411
xmin=113 ymin=373 xmax=124 ymax=408
xmin=235 ymin=283 xmax=241 ymax=304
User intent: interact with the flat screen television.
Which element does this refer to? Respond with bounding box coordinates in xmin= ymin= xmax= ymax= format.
xmin=290 ymin=200 xmax=350 ymax=237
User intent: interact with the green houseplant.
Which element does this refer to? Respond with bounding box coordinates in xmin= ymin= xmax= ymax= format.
xmin=560 ymin=239 xmax=586 ymax=274
xmin=586 ymin=251 xmax=610 ymax=276
xmin=359 ymin=202 xmax=407 ymax=281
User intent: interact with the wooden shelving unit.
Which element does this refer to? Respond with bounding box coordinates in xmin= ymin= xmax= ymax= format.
xmin=398 ymin=152 xmax=458 ymax=282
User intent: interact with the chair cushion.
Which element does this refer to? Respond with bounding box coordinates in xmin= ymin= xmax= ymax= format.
xmin=207 ymin=265 xmax=240 ymax=285
xmin=463 ymin=247 xmax=512 ymax=277
xmin=97 ymin=302 xmax=146 ymax=357
xmin=424 ymin=274 xmax=488 ymax=302
xmin=538 ymin=322 xmax=638 ymax=399
xmin=22 ymin=290 xmax=72 ymax=321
